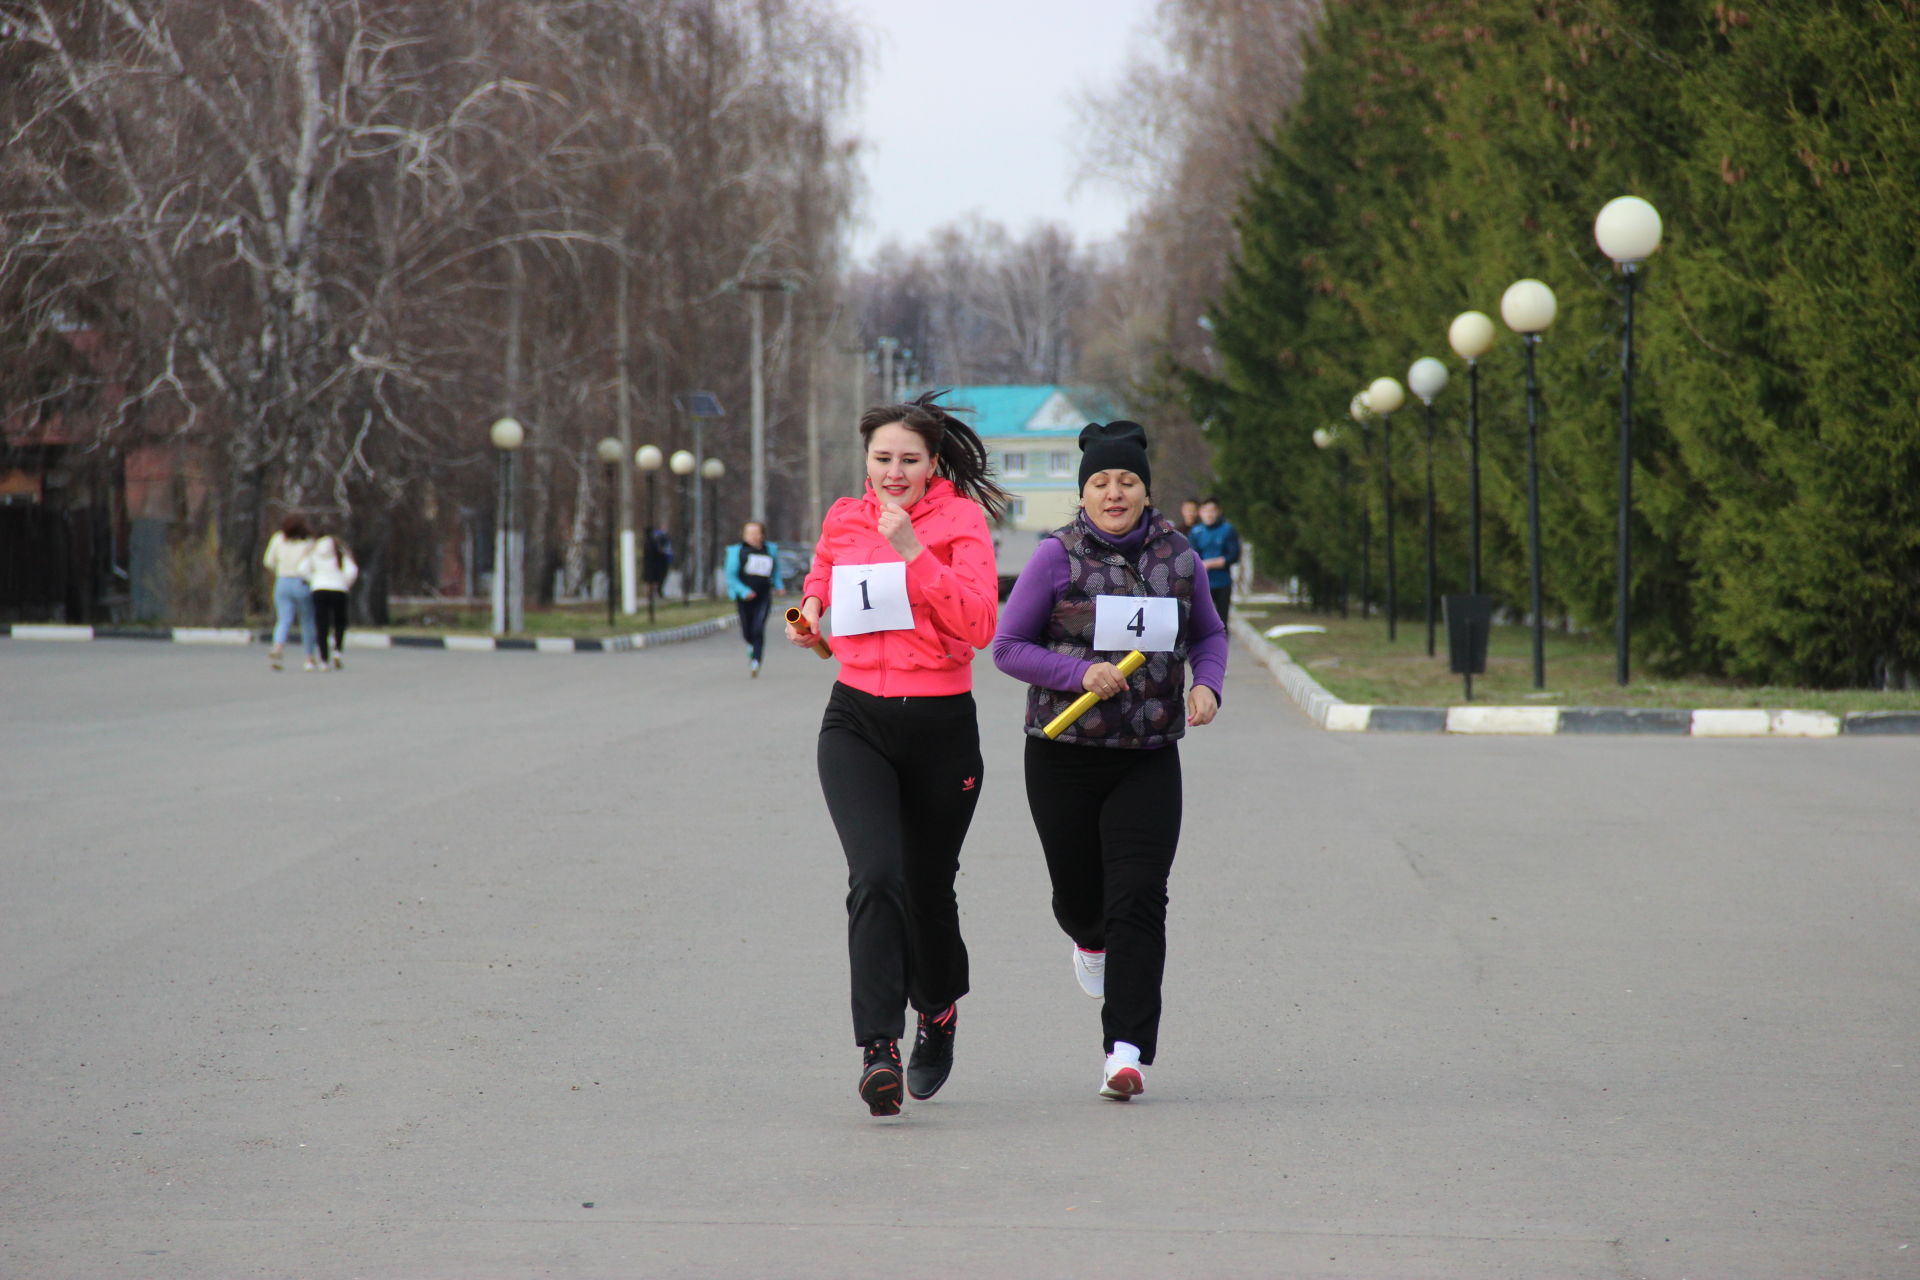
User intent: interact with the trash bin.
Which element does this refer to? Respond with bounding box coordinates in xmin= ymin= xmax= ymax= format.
xmin=1444 ymin=593 xmax=1493 ymax=699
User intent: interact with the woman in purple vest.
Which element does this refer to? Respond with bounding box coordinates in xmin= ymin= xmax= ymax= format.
xmin=991 ymin=420 xmax=1228 ymax=1100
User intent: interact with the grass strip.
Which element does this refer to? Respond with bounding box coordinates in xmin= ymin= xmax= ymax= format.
xmin=1240 ymin=604 xmax=1920 ymax=714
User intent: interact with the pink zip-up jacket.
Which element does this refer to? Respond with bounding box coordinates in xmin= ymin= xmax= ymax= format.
xmin=800 ymin=476 xmax=999 ymax=697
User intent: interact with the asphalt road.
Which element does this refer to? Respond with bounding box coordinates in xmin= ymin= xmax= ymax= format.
xmin=3 ymin=632 xmax=1917 ymax=1279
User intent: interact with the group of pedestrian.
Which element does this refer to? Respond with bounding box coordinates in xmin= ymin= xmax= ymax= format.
xmin=785 ymin=391 xmax=1227 ymax=1117
xmin=1178 ymin=496 xmax=1242 ymax=622
xmin=260 ymin=513 xmax=358 ymax=672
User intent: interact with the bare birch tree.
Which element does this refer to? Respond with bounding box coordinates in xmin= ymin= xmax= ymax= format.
xmin=1 ymin=0 xmax=862 ymax=618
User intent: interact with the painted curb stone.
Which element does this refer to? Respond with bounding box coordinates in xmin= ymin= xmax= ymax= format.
xmin=1559 ymin=708 xmax=1691 ymax=735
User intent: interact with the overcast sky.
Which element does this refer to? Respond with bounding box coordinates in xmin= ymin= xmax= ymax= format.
xmin=830 ymin=0 xmax=1160 ymax=261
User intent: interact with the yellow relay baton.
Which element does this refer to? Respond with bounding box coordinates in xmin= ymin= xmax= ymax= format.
xmin=1042 ymin=650 xmax=1146 ymax=740
xmin=785 ymin=606 xmax=833 ymax=660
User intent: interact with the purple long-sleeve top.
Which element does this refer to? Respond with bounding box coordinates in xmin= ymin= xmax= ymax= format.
xmin=992 ymin=512 xmax=1228 ymax=702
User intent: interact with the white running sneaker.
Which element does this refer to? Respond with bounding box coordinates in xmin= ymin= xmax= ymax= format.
xmin=1073 ymin=946 xmax=1106 ymax=999
xmin=1099 ymin=1053 xmax=1145 ymax=1101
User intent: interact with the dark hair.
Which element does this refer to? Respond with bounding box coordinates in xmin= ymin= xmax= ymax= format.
xmin=858 ymin=389 xmax=1011 ymax=520
xmin=1199 ymin=497 xmax=1221 ymax=508
xmin=280 ymin=513 xmax=313 ymax=539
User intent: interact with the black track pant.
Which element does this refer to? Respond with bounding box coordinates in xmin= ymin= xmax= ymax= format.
xmin=736 ymin=593 xmax=772 ymax=662
xmin=312 ymin=590 xmax=349 ymax=661
xmin=818 ymin=683 xmax=982 ymax=1044
xmin=1024 ymin=736 xmax=1182 ymax=1063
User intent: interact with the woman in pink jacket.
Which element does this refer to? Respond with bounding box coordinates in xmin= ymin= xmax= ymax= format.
xmin=786 ymin=390 xmax=1008 ymax=1117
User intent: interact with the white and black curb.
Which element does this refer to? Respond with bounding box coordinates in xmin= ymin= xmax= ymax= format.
xmin=1229 ymin=616 xmax=1919 ymax=738
xmin=2 ymin=615 xmax=734 ymax=653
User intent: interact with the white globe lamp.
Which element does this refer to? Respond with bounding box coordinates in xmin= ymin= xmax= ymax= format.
xmin=1449 ymin=311 xmax=1495 ymax=362
xmin=1364 ymin=376 xmax=1406 ymax=416
xmin=488 ymin=416 xmax=525 ymax=451
xmin=1408 ymin=357 xmax=1449 ymax=405
xmin=1594 ymin=196 xmax=1663 ymax=265
xmin=1501 ymin=279 xmax=1558 ymax=335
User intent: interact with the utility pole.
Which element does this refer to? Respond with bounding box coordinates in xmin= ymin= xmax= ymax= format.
xmin=748 ymin=285 xmax=767 ymax=520
xmin=740 ymin=278 xmax=796 ymax=523
xmin=805 ymin=349 xmax=821 ymax=537
xmin=615 ymin=254 xmax=636 ymax=614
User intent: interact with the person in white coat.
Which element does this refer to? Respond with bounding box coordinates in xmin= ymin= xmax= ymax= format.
xmin=308 ymin=531 xmax=359 ymax=669
xmin=262 ymin=514 xmax=319 ymax=670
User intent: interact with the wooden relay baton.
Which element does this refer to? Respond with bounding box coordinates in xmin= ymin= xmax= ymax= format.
xmin=1042 ymin=650 xmax=1146 ymax=739
xmin=785 ymin=607 xmax=832 ymax=660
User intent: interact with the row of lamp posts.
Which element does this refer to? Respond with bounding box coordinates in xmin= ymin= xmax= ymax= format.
xmin=495 ymin=421 xmax=727 ymax=636
xmin=1318 ymin=195 xmax=1662 ymax=690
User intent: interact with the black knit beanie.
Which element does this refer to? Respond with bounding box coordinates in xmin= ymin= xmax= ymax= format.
xmin=1077 ymin=420 xmax=1152 ymax=493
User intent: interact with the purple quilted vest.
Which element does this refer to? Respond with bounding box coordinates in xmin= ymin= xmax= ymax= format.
xmin=1024 ymin=511 xmax=1199 ymax=748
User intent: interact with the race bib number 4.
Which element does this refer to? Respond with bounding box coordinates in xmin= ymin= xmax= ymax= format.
xmin=1093 ymin=594 xmax=1179 ymax=653
xmin=831 ymin=561 xmax=915 ymax=636
xmin=743 ymin=552 xmax=774 ymax=578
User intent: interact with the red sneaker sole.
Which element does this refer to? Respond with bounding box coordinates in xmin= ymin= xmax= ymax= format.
xmin=1100 ymin=1067 xmax=1143 ymax=1100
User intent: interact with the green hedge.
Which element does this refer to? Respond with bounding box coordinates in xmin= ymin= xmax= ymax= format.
xmin=1195 ymin=0 xmax=1918 ymax=686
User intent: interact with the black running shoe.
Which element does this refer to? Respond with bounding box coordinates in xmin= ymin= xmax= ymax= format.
xmin=859 ymin=1038 xmax=903 ymax=1116
xmin=906 ymin=1004 xmax=956 ymax=1100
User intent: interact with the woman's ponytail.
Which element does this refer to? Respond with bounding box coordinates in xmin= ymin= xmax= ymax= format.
xmin=857 ymin=389 xmax=1012 ymax=521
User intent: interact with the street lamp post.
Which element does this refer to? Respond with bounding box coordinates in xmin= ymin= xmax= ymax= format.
xmin=595 ymin=437 xmax=622 ymax=627
xmin=1348 ymin=394 xmax=1374 ymax=618
xmin=1364 ymin=376 xmax=1406 ymax=641
xmin=489 ymin=417 xmax=526 ymax=636
xmin=636 ymin=444 xmax=664 ymax=623
xmin=1313 ymin=427 xmax=1351 ymax=618
xmin=1595 ymin=195 xmax=1663 ymax=687
xmin=669 ymin=448 xmax=696 ymax=604
xmin=1408 ymin=357 xmax=1450 ymax=657
xmin=672 ymin=393 xmax=725 ymax=594
xmin=1448 ymin=311 xmax=1496 ymax=595
xmin=701 ymin=457 xmax=726 ymax=599
xmin=1501 ymin=278 xmax=1559 ymax=689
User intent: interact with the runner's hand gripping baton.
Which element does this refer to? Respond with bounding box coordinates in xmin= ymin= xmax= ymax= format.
xmin=785 ymin=607 xmax=832 ymax=659
xmin=1042 ymin=650 xmax=1146 ymax=739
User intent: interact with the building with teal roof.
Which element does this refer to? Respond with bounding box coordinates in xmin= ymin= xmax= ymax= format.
xmin=943 ymin=384 xmax=1125 ymax=576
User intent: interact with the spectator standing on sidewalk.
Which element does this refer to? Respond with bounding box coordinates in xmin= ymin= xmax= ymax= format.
xmin=1187 ymin=498 xmax=1241 ymax=622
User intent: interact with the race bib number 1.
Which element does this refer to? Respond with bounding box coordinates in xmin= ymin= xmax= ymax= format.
xmin=1092 ymin=594 xmax=1179 ymax=653
xmin=831 ymin=561 xmax=915 ymax=636
xmin=744 ymin=552 xmax=774 ymax=578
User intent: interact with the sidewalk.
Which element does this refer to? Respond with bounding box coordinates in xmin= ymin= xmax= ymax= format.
xmin=1 ymin=613 xmax=734 ymax=653
xmin=1231 ymin=614 xmax=1920 ymax=736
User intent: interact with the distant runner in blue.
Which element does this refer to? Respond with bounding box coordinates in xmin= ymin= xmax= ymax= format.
xmin=723 ymin=520 xmax=782 ymax=676
xmin=1185 ymin=497 xmax=1241 ymax=622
